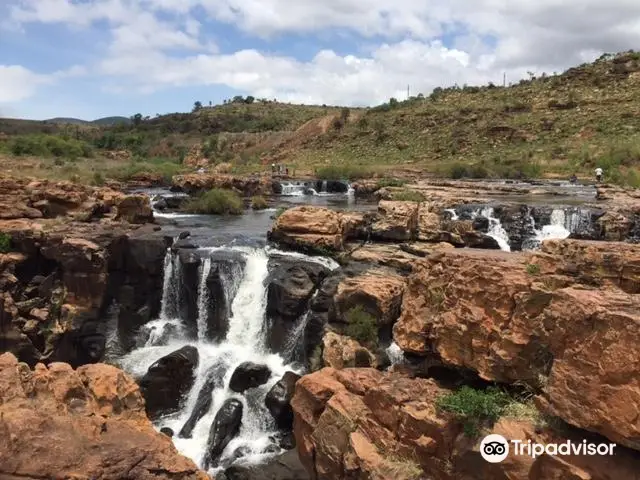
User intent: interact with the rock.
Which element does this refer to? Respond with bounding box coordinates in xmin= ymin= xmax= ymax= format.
xmin=178 ymin=230 xmax=191 ymax=240
xmin=203 ymin=398 xmax=244 ymax=470
xmin=596 ymin=210 xmax=633 ymax=240
xmin=461 ymin=230 xmax=501 ymax=249
xmin=333 ymin=269 xmax=405 ymax=326
xmin=223 ymin=450 xmax=309 ymax=480
xmin=322 ymin=332 xmax=377 ymax=369
xmin=347 ymin=242 xmax=454 ymax=272
xmin=265 ymin=371 xmax=302 ymax=430
xmin=114 ymin=195 xmax=154 ymax=223
xmin=173 ymin=173 xmax=271 ymax=197
xmin=160 ymin=427 xmax=174 ymax=437
xmin=179 ymin=361 xmax=228 ymax=438
xmin=269 ymin=206 xmax=344 ymax=252
xmin=371 ymin=201 xmax=419 ymax=241
xmin=139 ymin=346 xmax=199 ymax=420
xmin=393 ymin=246 xmax=640 ymax=450
xmin=267 ymin=260 xmax=328 ymax=321
xmin=0 ymin=353 xmax=207 ymax=479
xmin=472 ymin=215 xmax=489 ymax=232
xmin=229 ymin=362 xmax=272 ymax=393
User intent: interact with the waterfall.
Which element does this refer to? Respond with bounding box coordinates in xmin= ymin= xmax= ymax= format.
xmin=159 ymin=249 xmax=180 ymax=320
xmin=197 ymin=257 xmax=212 ymax=341
xmin=444 ymin=208 xmax=459 ymax=220
xmin=536 ymin=209 xmax=571 ymax=241
xmin=225 ymin=249 xmax=270 ymax=350
xmin=478 ymin=207 xmax=511 ymax=252
xmin=116 ymin=246 xmax=308 ymax=476
xmin=321 ymin=180 xmax=328 ymax=193
xmin=386 ymin=341 xmax=405 ymax=366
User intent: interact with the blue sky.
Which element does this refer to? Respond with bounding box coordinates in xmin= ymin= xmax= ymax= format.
xmin=1 ymin=0 xmax=639 ymax=120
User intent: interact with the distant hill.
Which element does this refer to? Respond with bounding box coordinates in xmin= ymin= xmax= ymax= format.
xmin=46 ymin=116 xmax=131 ymax=126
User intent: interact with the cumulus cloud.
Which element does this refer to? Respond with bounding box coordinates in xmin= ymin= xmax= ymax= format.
xmin=5 ymin=0 xmax=640 ymax=107
xmin=0 ymin=65 xmax=46 ymax=103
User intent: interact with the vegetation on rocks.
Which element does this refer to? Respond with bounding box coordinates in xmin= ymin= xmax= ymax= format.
xmin=344 ymin=305 xmax=378 ymax=347
xmin=391 ymin=190 xmax=426 ymax=202
xmin=0 ymin=233 xmax=11 ymax=253
xmin=250 ymin=195 xmax=268 ymax=210
xmin=182 ymin=188 xmax=244 ymax=215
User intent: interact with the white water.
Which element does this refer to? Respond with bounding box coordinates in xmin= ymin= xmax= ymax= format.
xmin=477 ymin=207 xmax=511 ymax=252
xmin=197 ymin=257 xmax=212 ymax=341
xmin=444 ymin=208 xmax=459 ymax=220
xmin=115 ymin=246 xmax=317 ymax=476
xmin=386 ymin=341 xmax=405 ymax=366
xmin=535 ymin=209 xmax=571 ymax=241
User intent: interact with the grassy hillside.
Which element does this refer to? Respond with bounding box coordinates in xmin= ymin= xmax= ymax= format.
xmin=2 ymin=52 xmax=640 ymax=186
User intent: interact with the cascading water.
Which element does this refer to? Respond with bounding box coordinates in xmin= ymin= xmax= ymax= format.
xmin=477 ymin=207 xmax=511 ymax=252
xmin=535 ymin=209 xmax=571 ymax=241
xmin=114 ymin=245 xmax=337 ymax=476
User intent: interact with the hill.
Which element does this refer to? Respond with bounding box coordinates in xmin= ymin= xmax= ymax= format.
xmin=2 ymin=52 xmax=640 ymax=186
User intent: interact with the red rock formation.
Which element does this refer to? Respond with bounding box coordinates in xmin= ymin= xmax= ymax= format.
xmin=0 ymin=352 xmax=209 ymax=479
xmin=393 ymin=245 xmax=640 ymax=451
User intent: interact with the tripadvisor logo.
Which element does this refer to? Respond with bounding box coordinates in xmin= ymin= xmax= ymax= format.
xmin=480 ymin=434 xmax=616 ymax=463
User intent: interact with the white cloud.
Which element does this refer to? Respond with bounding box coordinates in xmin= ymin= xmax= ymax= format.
xmin=0 ymin=64 xmax=86 ymax=104
xmin=5 ymin=0 xmax=640 ymax=108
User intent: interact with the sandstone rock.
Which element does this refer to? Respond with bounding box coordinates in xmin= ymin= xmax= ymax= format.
xmin=322 ymin=332 xmax=377 ymax=369
xmin=265 ymin=371 xmax=302 ymax=430
xmin=596 ymin=211 xmax=632 ymax=240
xmin=371 ymin=201 xmax=419 ymax=241
xmin=393 ymin=247 xmax=640 ymax=450
xmin=347 ymin=242 xmax=453 ymax=272
xmin=172 ymin=173 xmax=271 ymax=197
xmin=269 ymin=206 xmax=344 ymax=252
xmin=0 ymin=352 xmax=207 ymax=480
xmin=115 ymin=194 xmax=154 ymax=224
xmin=334 ymin=269 xmax=405 ymax=325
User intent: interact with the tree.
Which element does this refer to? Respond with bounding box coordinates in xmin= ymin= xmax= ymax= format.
xmin=232 ymin=95 xmax=245 ymax=103
xmin=245 ymin=95 xmax=255 ymax=104
xmin=389 ymin=97 xmax=398 ymax=108
xmin=193 ymin=101 xmax=203 ymax=112
xmin=131 ymin=113 xmax=143 ymax=126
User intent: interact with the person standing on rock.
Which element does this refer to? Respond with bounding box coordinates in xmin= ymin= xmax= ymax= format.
xmin=595 ymin=167 xmax=603 ymax=183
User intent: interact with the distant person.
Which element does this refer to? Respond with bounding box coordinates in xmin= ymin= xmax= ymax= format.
xmin=271 ymin=163 xmax=276 ymax=175
xmin=286 ymin=167 xmax=289 ymax=176
xmin=197 ymin=167 xmax=205 ymax=174
xmin=595 ymin=167 xmax=603 ymax=183
xmin=569 ymin=174 xmax=578 ymax=184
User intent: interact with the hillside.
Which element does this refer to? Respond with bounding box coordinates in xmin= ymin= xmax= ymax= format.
xmin=2 ymin=51 xmax=640 ymax=185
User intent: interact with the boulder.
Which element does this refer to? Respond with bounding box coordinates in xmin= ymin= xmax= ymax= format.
xmin=229 ymin=362 xmax=272 ymax=393
xmin=322 ymin=332 xmax=377 ymax=369
xmin=179 ymin=361 xmax=228 ymax=438
xmin=173 ymin=173 xmax=271 ymax=197
xmin=371 ymin=201 xmax=419 ymax=241
xmin=138 ymin=346 xmax=199 ymax=420
xmin=333 ymin=269 xmax=405 ymax=325
xmin=115 ymin=195 xmax=154 ymax=223
xmin=265 ymin=371 xmax=302 ymax=430
xmin=0 ymin=353 xmax=207 ymax=479
xmin=267 ymin=260 xmax=328 ymax=321
xmin=393 ymin=246 xmax=640 ymax=450
xmin=203 ymin=398 xmax=244 ymax=470
xmin=223 ymin=450 xmax=309 ymax=480
xmin=269 ymin=206 xmax=344 ymax=252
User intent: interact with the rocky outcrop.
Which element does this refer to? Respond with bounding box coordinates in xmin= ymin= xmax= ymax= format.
xmin=204 ymin=398 xmax=244 ymax=470
xmin=269 ymin=206 xmax=344 ymax=252
xmin=371 ymin=201 xmax=419 ymax=241
xmin=138 ymin=346 xmax=199 ymax=420
xmin=222 ymin=450 xmax=309 ymax=480
xmin=333 ymin=269 xmax=405 ymax=325
xmin=172 ymin=173 xmax=272 ymax=197
xmin=265 ymin=371 xmax=302 ymax=430
xmin=321 ymin=331 xmax=378 ymax=369
xmin=393 ymin=243 xmax=640 ymax=450
xmin=0 ymin=352 xmax=207 ymax=479
xmin=291 ymin=367 xmax=640 ymax=480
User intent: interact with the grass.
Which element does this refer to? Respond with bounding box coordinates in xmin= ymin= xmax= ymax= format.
xmin=377 ymin=178 xmax=408 ymax=188
xmin=391 ymin=189 xmax=426 ymax=202
xmin=250 ymin=195 xmax=268 ymax=210
xmin=182 ymin=188 xmax=244 ymax=215
xmin=315 ymin=164 xmax=376 ymax=181
xmin=384 ymin=456 xmax=423 ymax=480
xmin=0 ymin=233 xmax=11 ymax=253
xmin=344 ymin=305 xmax=378 ymax=347
xmin=436 ymin=386 xmax=512 ymax=437
xmin=526 ymin=263 xmax=541 ymax=275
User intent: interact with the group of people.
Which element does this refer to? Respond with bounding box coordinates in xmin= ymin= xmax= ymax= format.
xmin=271 ymin=163 xmax=289 ymax=176
xmin=569 ymin=167 xmax=604 ymax=184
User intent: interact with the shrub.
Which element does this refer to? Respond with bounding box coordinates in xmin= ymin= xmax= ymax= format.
xmin=182 ymin=188 xmax=244 ymax=215
xmin=448 ymin=163 xmax=468 ymax=179
xmin=9 ymin=134 xmax=92 ymax=159
xmin=392 ymin=190 xmax=425 ymax=202
xmin=0 ymin=233 xmax=11 ymax=253
xmin=344 ymin=305 xmax=378 ymax=347
xmin=436 ymin=386 xmax=511 ymax=437
xmin=377 ymin=178 xmax=407 ymax=188
xmin=250 ymin=195 xmax=268 ymax=210
xmin=526 ymin=263 xmax=541 ymax=275
xmin=274 ymin=207 xmax=288 ymax=219
xmin=91 ymin=172 xmax=105 ymax=186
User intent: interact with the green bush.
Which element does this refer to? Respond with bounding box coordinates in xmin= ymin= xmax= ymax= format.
xmin=344 ymin=305 xmax=378 ymax=347
xmin=250 ymin=195 xmax=268 ymax=210
xmin=392 ymin=190 xmax=425 ymax=202
xmin=526 ymin=263 xmax=541 ymax=275
xmin=0 ymin=233 xmax=11 ymax=253
xmin=377 ymin=178 xmax=407 ymax=188
xmin=315 ymin=164 xmax=375 ymax=181
xmin=182 ymin=188 xmax=244 ymax=215
xmin=436 ymin=386 xmax=511 ymax=437
xmin=8 ymin=134 xmax=92 ymax=159
xmin=447 ymin=163 xmax=468 ymax=179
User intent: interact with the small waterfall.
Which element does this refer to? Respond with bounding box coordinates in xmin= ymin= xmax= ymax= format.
xmin=159 ymin=249 xmax=180 ymax=319
xmin=197 ymin=257 xmax=212 ymax=341
xmin=536 ymin=209 xmax=571 ymax=241
xmin=444 ymin=208 xmax=459 ymax=220
xmin=321 ymin=180 xmax=328 ymax=193
xmin=282 ymin=310 xmax=312 ymax=363
xmin=226 ymin=249 xmax=270 ymax=350
xmin=386 ymin=341 xmax=405 ymax=366
xmin=478 ymin=207 xmax=511 ymax=252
